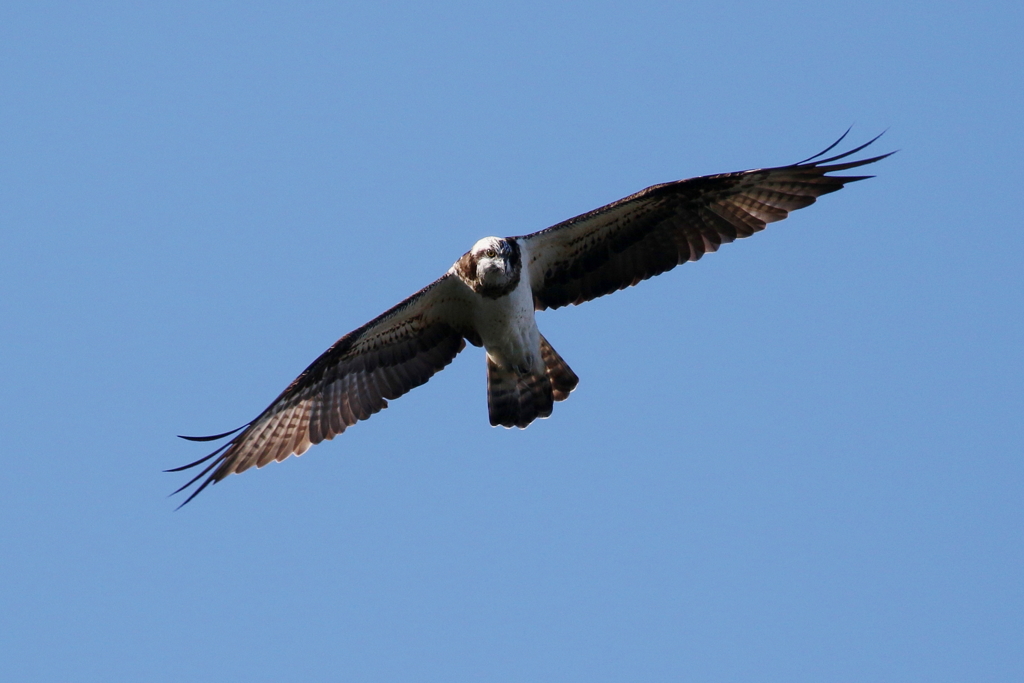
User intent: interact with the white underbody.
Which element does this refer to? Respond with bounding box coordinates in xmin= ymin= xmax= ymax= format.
xmin=450 ymin=238 xmax=543 ymax=376
xmin=473 ymin=275 xmax=541 ymax=375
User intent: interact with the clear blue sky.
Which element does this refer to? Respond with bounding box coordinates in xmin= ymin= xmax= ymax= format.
xmin=2 ymin=2 xmax=1021 ymax=681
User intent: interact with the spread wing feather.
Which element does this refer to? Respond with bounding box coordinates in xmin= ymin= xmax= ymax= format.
xmin=520 ymin=132 xmax=892 ymax=311
xmin=170 ymin=272 xmax=477 ymax=506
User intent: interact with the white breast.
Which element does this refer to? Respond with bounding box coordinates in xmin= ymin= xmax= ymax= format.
xmin=472 ymin=250 xmax=542 ymax=375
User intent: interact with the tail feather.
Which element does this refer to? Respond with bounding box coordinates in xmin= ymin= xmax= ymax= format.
xmin=486 ymin=357 xmax=523 ymax=428
xmin=486 ymin=336 xmax=579 ymax=429
xmin=540 ymin=335 xmax=579 ymax=401
xmin=515 ymin=370 xmax=553 ymax=428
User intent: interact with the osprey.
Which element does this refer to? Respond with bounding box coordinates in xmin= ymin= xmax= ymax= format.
xmin=171 ymin=133 xmax=890 ymax=505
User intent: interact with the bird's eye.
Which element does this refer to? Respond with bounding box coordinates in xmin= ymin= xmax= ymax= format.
xmin=485 ymin=248 xmax=497 ymax=258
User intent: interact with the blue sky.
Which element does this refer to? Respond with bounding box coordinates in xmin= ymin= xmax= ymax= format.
xmin=1 ymin=1 xmax=1021 ymax=681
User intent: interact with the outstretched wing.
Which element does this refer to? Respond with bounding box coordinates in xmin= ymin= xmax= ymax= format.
xmin=519 ymin=133 xmax=892 ymax=311
xmin=170 ymin=272 xmax=479 ymax=506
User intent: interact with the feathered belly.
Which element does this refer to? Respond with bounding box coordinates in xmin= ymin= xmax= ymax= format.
xmin=474 ymin=284 xmax=542 ymax=375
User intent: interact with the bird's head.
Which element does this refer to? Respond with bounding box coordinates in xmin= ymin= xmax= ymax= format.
xmin=453 ymin=236 xmax=522 ymax=298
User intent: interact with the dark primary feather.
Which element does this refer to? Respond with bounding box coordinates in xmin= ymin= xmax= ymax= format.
xmin=520 ymin=132 xmax=892 ymax=311
xmin=170 ymin=273 xmax=476 ymax=506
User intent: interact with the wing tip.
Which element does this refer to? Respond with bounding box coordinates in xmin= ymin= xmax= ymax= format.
xmin=797 ymin=126 xmax=854 ymax=164
xmin=798 ymin=129 xmax=896 ymax=170
xmin=167 ymin=426 xmax=247 ymax=507
xmin=176 ymin=423 xmax=249 ymax=442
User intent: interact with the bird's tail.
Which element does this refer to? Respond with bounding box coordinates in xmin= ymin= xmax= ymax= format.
xmin=486 ymin=335 xmax=579 ymax=429
xmin=539 ymin=334 xmax=579 ymax=402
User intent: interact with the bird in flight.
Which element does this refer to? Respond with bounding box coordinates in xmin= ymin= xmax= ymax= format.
xmin=170 ymin=132 xmax=890 ymax=506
